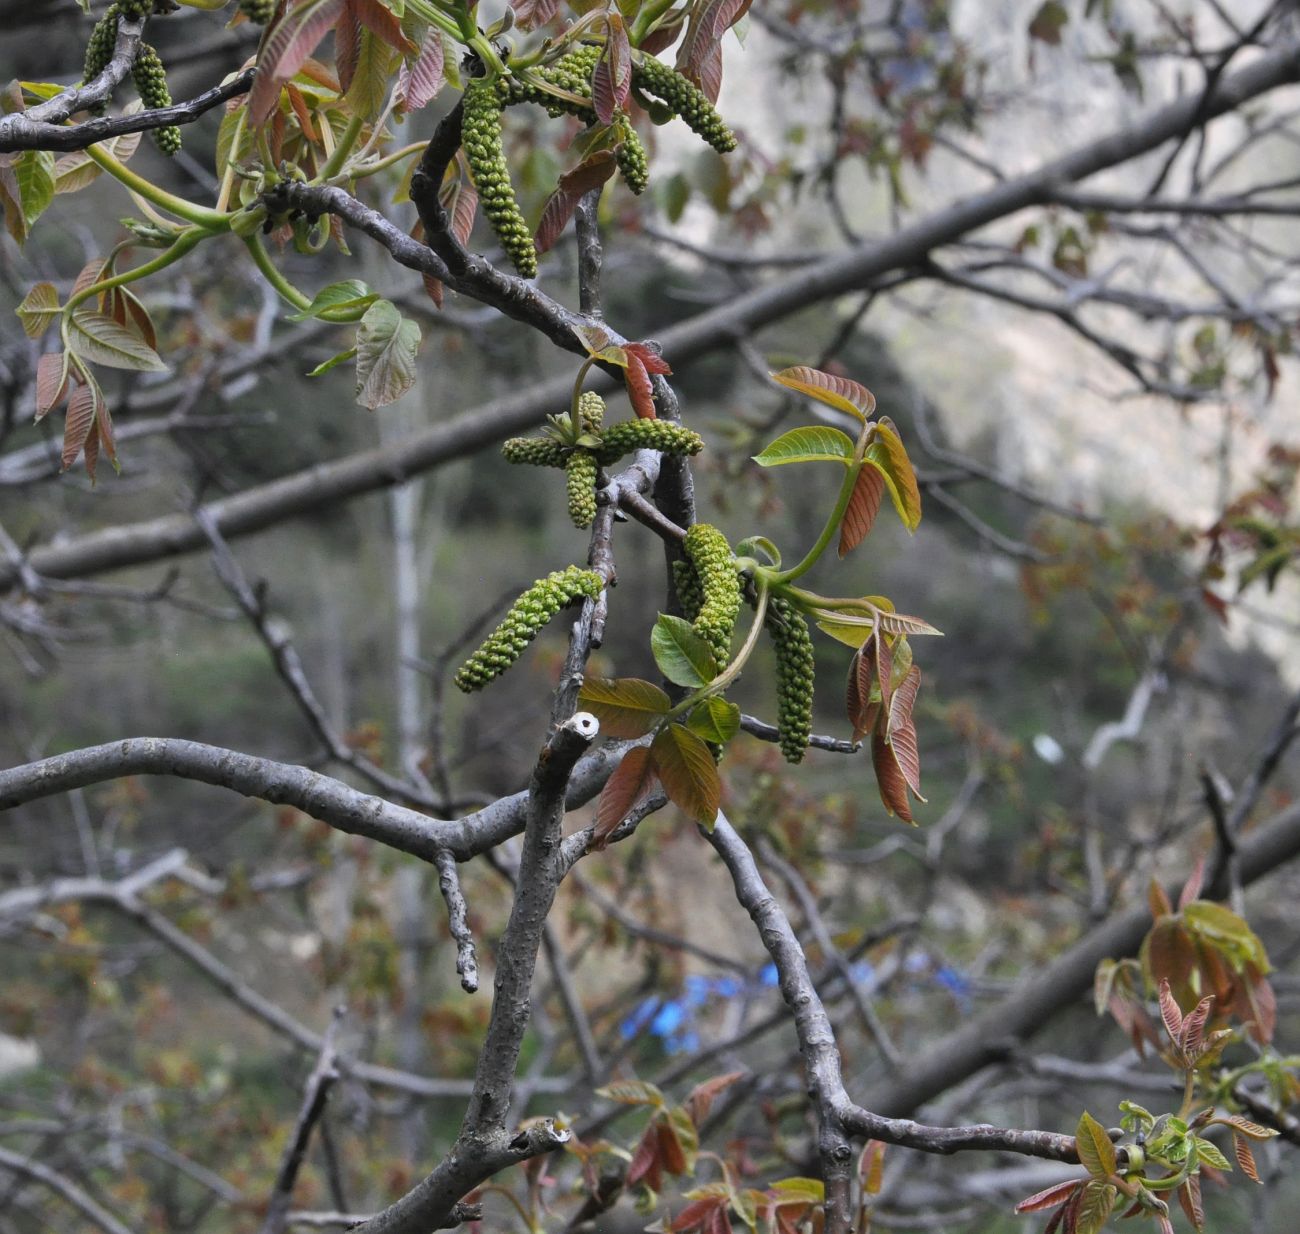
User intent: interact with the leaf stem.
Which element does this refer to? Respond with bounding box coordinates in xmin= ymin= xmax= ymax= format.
xmin=242 ymin=235 xmax=373 ymax=323
xmin=317 ymin=112 xmax=364 ymax=183
xmin=664 ymin=583 xmax=770 ymax=723
xmin=84 ymin=146 xmax=229 ymax=230
xmin=63 ymin=228 xmax=205 ymax=317
xmin=771 ymin=460 xmax=861 ymax=585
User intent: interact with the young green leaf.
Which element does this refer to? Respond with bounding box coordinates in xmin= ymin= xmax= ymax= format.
xmin=752 ymin=425 xmax=855 ymax=467
xmin=1075 ymin=1179 xmax=1117 ymax=1234
xmin=597 ymin=1078 xmax=665 ymax=1107
xmin=578 ymin=677 xmax=671 ymax=738
xmin=651 ymin=723 xmax=721 ymax=827
xmin=1074 ymin=1111 xmax=1118 ymax=1180
xmin=651 ymin=614 xmax=718 ymax=688
xmin=67 ymin=310 xmax=168 ymax=372
xmin=286 ymin=279 xmax=377 ymax=321
xmin=307 ymin=347 xmax=358 ymax=377
xmin=355 ymin=299 xmax=421 ymax=409
xmin=686 ymin=697 xmax=741 ymax=745
xmin=16 ymin=282 xmax=59 ymax=338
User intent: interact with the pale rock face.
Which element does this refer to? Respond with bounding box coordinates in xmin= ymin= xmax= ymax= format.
xmin=0 ymin=1033 xmax=39 ymax=1078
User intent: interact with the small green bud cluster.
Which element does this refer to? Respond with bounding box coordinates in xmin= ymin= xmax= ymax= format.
xmin=455 ymin=565 xmax=603 ymax=691
xmin=507 ymin=45 xmax=602 ymax=119
xmin=765 ymin=596 xmax=815 ymax=764
xmin=616 ymin=125 xmax=650 ymax=196
xmin=461 ymin=76 xmax=537 ymax=278
xmin=578 ymin=391 xmax=605 ymax=433
xmin=132 ymin=43 xmax=181 ymax=155
xmin=672 ymin=559 xmax=704 ymax=622
xmin=565 ymin=450 xmax=600 ymax=529
xmin=117 ymin=0 xmax=153 ymax=17
xmin=683 ymin=523 xmax=741 ymax=668
xmin=502 ymin=437 xmax=566 ymax=468
xmin=595 ymin=419 xmax=703 ymax=465
xmin=239 ymin=0 xmax=276 ymax=23
xmin=633 ymin=57 xmax=737 ymax=154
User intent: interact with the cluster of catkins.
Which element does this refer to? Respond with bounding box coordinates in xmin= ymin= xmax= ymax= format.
xmin=82 ymin=3 xmax=182 ymax=153
xmin=455 ymin=565 xmax=603 ymax=692
xmin=502 ymin=393 xmax=704 ymax=530
xmin=464 ymin=48 xmax=738 ymax=275
xmin=674 ymin=527 xmax=815 ymax=764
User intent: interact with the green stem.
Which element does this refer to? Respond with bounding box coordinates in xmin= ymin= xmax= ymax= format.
xmin=353 ymin=141 xmax=425 ymax=178
xmin=85 ymin=146 xmax=229 ymax=230
xmin=242 ymin=235 xmax=372 ymax=322
xmin=317 ymin=112 xmax=365 ymax=183
xmin=630 ymin=0 xmax=680 ymax=45
xmin=664 ymin=583 xmax=770 ymax=723
xmin=570 ymin=356 xmax=599 ymax=420
xmin=63 ymin=228 xmax=205 ymax=317
xmin=771 ymin=461 xmax=862 ymax=585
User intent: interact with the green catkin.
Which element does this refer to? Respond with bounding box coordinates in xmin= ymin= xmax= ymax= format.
xmin=565 ymin=450 xmax=599 ymax=529
xmin=595 ymin=419 xmax=704 ymax=465
xmin=682 ymin=523 xmax=741 ymax=668
xmin=672 ymin=559 xmax=704 ymax=623
xmin=578 ymin=391 xmax=605 ymax=434
xmin=502 ymin=438 xmax=567 ymax=468
xmin=632 ymin=57 xmax=737 ymax=154
xmin=132 ymin=43 xmax=181 ymax=155
xmin=765 ymin=596 xmax=815 ymax=764
xmin=82 ymin=4 xmax=121 ymax=112
xmin=507 ymin=45 xmax=601 ymax=118
xmin=239 ymin=0 xmax=276 ymax=23
xmin=616 ymin=125 xmax=649 ymax=195
xmin=461 ymin=77 xmax=537 ymax=278
xmin=455 ymin=566 xmax=603 ymax=691
xmin=117 ymin=0 xmax=152 ymax=17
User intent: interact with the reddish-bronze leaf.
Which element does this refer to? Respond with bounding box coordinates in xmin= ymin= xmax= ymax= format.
xmin=395 ymin=27 xmax=444 ymax=113
xmin=675 ymin=0 xmax=752 ymax=103
xmin=1223 ymin=1115 xmax=1277 ymax=1141
xmin=61 ymin=383 xmax=96 ymax=473
xmin=872 ymin=730 xmax=913 ymax=824
xmin=286 ymin=82 xmax=319 ymax=141
xmin=624 ymin=351 xmax=656 ymax=419
xmin=1179 ymin=993 xmax=1214 ymax=1057
xmin=333 ymin=6 xmax=362 ymax=91
xmin=513 ymin=0 xmax=561 ymax=30
xmin=872 ymin=631 xmax=893 ymax=713
xmin=656 ymin=1114 xmax=688 ymax=1175
xmin=249 ymin=0 xmax=346 ymax=126
xmin=535 ymin=151 xmax=618 ymax=255
xmin=684 ymin=1071 xmax=744 ymax=1125
xmin=626 ymin=1124 xmax=661 ymax=1190
xmin=1157 ymin=978 xmax=1183 ymax=1045
xmin=1144 ymin=920 xmax=1197 ymax=1002
xmin=1016 ymin=1179 xmax=1082 ymax=1214
xmin=1233 ymin=1134 xmax=1261 ymax=1183
xmin=95 ymin=390 xmax=117 ymax=471
xmin=592 ymin=746 xmax=658 ymax=850
xmin=349 ymin=0 xmax=415 ymax=53
xmin=34 ymin=351 xmax=70 ymax=421
xmin=1178 ymin=855 xmax=1206 ymax=909
xmin=887 ymin=664 xmax=920 ymax=736
xmin=771 ymin=364 xmax=876 ymax=422
xmin=859 ymin=1140 xmax=885 ymax=1195
xmin=839 ymin=463 xmax=885 ymax=557
xmin=1148 ymin=877 xmax=1173 ymax=921
xmin=1177 ymin=1175 xmax=1205 ymax=1229
xmin=624 ymin=341 xmax=672 ymax=376
xmin=70 ymin=258 xmax=108 ymax=302
xmin=890 ymin=719 xmax=924 ymax=801
xmin=81 ymin=419 xmax=100 ymax=483
xmin=846 ymin=649 xmax=866 ymax=739
xmin=593 ymin=15 xmax=632 ymax=125
xmin=445 ymin=172 xmax=478 ymax=246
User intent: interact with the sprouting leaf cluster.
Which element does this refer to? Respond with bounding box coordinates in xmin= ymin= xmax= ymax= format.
xmin=577 ymin=366 xmax=941 ymax=837
xmin=8 ymin=0 xmax=746 ymax=476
